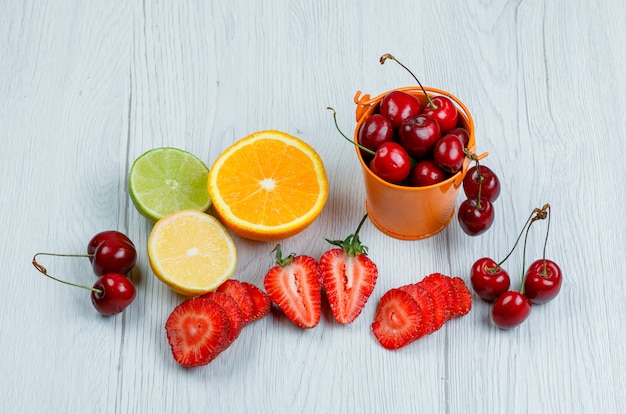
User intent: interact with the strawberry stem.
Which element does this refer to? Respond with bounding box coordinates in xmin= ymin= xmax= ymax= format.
xmin=32 ymin=253 xmax=102 ymax=293
xmin=325 ymin=214 xmax=369 ymax=257
xmin=380 ymin=53 xmax=437 ymax=109
xmin=327 ymin=107 xmax=376 ymax=156
xmin=271 ymin=244 xmax=296 ymax=267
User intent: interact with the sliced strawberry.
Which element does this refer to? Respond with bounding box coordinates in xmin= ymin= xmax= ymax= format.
xmin=241 ymin=281 xmax=272 ymax=321
xmin=263 ymin=245 xmax=321 ymax=328
xmin=165 ymin=298 xmax=231 ymax=367
xmin=424 ymin=273 xmax=459 ymax=320
xmin=199 ymin=291 xmax=245 ymax=344
xmin=450 ymin=277 xmax=472 ymax=317
xmin=216 ymin=279 xmax=255 ymax=324
xmin=417 ymin=279 xmax=447 ymax=332
xmin=371 ymin=288 xmax=422 ymax=350
xmin=400 ymin=283 xmax=435 ymax=336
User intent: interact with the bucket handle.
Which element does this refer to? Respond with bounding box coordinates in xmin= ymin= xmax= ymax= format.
xmin=454 ymin=151 xmax=489 ymax=188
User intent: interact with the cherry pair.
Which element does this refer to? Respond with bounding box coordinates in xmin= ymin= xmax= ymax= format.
xmin=469 ymin=204 xmax=562 ymax=329
xmin=32 ymin=230 xmax=137 ymax=316
xmin=457 ymin=155 xmax=501 ymax=236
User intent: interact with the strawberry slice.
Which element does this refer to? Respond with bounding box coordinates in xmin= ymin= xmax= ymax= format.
xmin=371 ymin=288 xmax=422 ymax=350
xmin=263 ymin=245 xmax=322 ymax=328
xmin=216 ymin=279 xmax=256 ymax=324
xmin=199 ymin=291 xmax=245 ymax=344
xmin=417 ymin=279 xmax=447 ymax=332
xmin=399 ymin=283 xmax=435 ymax=337
xmin=320 ymin=215 xmax=378 ymax=324
xmin=450 ymin=277 xmax=472 ymax=317
xmin=424 ymin=273 xmax=459 ymax=320
xmin=241 ymin=281 xmax=272 ymax=321
xmin=165 ymin=298 xmax=231 ymax=367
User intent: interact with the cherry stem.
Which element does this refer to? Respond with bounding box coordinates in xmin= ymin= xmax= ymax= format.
xmin=380 ymin=53 xmax=437 ymax=109
xmin=32 ymin=253 xmax=102 ymax=294
xmin=462 ymin=149 xmax=484 ymax=208
xmin=519 ymin=204 xmax=551 ymax=293
xmin=327 ymin=107 xmax=376 ymax=156
xmin=540 ymin=204 xmax=552 ymax=276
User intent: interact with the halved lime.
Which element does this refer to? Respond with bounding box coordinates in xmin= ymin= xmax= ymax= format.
xmin=129 ymin=148 xmax=211 ymax=222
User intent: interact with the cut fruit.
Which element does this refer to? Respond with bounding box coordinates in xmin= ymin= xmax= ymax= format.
xmin=129 ymin=147 xmax=211 ymax=222
xmin=207 ymin=130 xmax=328 ymax=242
xmin=148 ymin=210 xmax=237 ymax=296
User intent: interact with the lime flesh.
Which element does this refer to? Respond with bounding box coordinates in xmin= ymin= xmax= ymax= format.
xmin=129 ymin=148 xmax=211 ymax=222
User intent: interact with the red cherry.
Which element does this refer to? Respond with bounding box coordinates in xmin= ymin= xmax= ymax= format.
xmin=470 ymin=258 xmax=511 ymax=302
xmin=463 ymin=165 xmax=501 ymax=202
xmin=91 ymin=273 xmax=137 ymax=316
xmin=447 ymin=127 xmax=470 ymax=148
xmin=379 ymin=91 xmax=422 ymax=129
xmin=457 ymin=197 xmax=495 ymax=236
xmin=409 ymin=160 xmax=446 ymax=187
xmin=523 ymin=259 xmax=562 ymax=304
xmin=398 ymin=113 xmax=441 ymax=160
xmin=87 ymin=231 xmax=134 ymax=262
xmin=369 ymin=142 xmax=411 ymax=183
xmin=357 ymin=114 xmax=395 ymax=154
xmin=433 ymin=134 xmax=465 ymax=174
xmin=91 ymin=238 xmax=137 ymax=276
xmin=422 ymin=95 xmax=459 ymax=133
xmin=491 ymin=291 xmax=532 ymax=329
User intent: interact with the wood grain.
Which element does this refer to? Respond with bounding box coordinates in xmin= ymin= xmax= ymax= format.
xmin=1 ymin=0 xmax=625 ymax=413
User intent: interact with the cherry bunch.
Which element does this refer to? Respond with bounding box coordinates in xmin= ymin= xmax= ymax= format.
xmin=469 ymin=204 xmax=562 ymax=329
xmin=32 ymin=230 xmax=137 ymax=316
xmin=457 ymin=155 xmax=501 ymax=236
xmin=335 ymin=54 xmax=473 ymax=186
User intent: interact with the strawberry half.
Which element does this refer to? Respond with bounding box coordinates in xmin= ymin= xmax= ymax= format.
xmin=165 ymin=298 xmax=231 ymax=367
xmin=371 ymin=288 xmax=422 ymax=350
xmin=241 ymin=281 xmax=272 ymax=321
xmin=199 ymin=291 xmax=245 ymax=345
xmin=216 ymin=279 xmax=256 ymax=324
xmin=263 ymin=245 xmax=322 ymax=328
xmin=320 ymin=214 xmax=378 ymax=324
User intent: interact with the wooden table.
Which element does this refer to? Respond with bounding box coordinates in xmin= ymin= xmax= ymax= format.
xmin=2 ymin=1 xmax=625 ymax=412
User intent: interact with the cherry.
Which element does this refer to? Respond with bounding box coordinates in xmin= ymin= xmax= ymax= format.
xmin=87 ymin=230 xmax=134 ymax=261
xmin=369 ymin=141 xmax=411 ymax=183
xmin=398 ymin=113 xmax=441 ymax=160
xmin=491 ymin=291 xmax=532 ymax=329
xmin=329 ymin=107 xmax=412 ymax=184
xmin=32 ymin=254 xmax=136 ymax=316
xmin=91 ymin=273 xmax=137 ymax=316
xmin=409 ymin=160 xmax=446 ymax=187
xmin=523 ymin=259 xmax=562 ymax=304
xmin=433 ymin=134 xmax=465 ymax=174
xmin=379 ymin=90 xmax=422 ymax=129
xmin=463 ymin=165 xmax=501 ymax=202
xmin=447 ymin=127 xmax=470 ymax=148
xmin=357 ymin=113 xmax=395 ymax=155
xmin=422 ymin=95 xmax=459 ymax=133
xmin=470 ymin=257 xmax=510 ymax=302
xmin=457 ymin=197 xmax=494 ymax=236
xmin=91 ymin=238 xmax=137 ymax=276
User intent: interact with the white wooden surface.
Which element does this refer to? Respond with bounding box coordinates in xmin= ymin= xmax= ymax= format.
xmin=2 ymin=0 xmax=625 ymax=413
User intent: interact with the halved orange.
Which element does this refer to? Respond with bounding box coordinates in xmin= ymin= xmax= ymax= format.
xmin=207 ymin=130 xmax=328 ymax=242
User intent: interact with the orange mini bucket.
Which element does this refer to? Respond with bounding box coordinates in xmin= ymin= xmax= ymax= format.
xmin=354 ymin=86 xmax=477 ymax=240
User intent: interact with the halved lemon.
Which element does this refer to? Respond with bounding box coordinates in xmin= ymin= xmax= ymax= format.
xmin=207 ymin=130 xmax=328 ymax=242
xmin=148 ymin=210 xmax=237 ymax=296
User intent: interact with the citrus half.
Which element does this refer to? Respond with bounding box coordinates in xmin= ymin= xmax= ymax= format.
xmin=148 ymin=210 xmax=237 ymax=296
xmin=129 ymin=147 xmax=211 ymax=222
xmin=207 ymin=130 xmax=328 ymax=242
